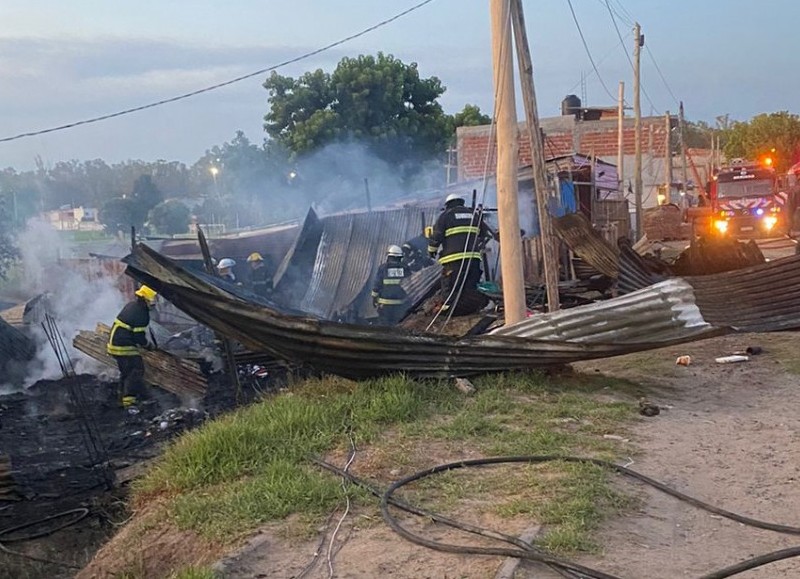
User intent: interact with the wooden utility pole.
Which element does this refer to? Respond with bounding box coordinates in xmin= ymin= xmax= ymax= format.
xmin=617 ymin=81 xmax=625 ymax=193
xmin=510 ymin=0 xmax=559 ymax=312
xmin=490 ymin=0 xmax=526 ymax=324
xmin=679 ymin=101 xmax=689 ymax=206
xmin=633 ymin=23 xmax=643 ymax=239
xmin=664 ymin=111 xmax=673 ymax=202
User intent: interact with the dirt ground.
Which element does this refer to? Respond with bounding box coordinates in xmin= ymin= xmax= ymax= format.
xmin=214 ymin=332 xmax=800 ymax=579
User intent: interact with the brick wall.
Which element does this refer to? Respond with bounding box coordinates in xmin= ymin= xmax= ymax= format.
xmin=457 ymin=116 xmax=670 ymax=180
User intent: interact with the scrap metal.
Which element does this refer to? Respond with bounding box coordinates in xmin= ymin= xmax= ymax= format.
xmin=122 ymin=243 xmax=800 ymax=379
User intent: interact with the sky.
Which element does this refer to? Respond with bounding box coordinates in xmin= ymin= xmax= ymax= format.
xmin=0 ymin=0 xmax=796 ymax=171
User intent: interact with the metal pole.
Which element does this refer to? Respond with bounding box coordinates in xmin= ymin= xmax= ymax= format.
xmin=510 ymin=0 xmax=560 ymax=313
xmin=665 ymin=111 xmax=673 ymax=204
xmin=617 ymin=81 xmax=625 ymax=194
xmin=491 ymin=0 xmax=527 ymax=323
xmin=679 ymin=101 xmax=689 ymax=206
xmin=633 ymin=23 xmax=643 ymax=239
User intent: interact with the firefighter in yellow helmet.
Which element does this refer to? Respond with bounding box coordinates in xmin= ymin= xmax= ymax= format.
xmin=106 ymin=285 xmax=158 ymax=408
xmin=245 ymin=252 xmax=273 ymax=298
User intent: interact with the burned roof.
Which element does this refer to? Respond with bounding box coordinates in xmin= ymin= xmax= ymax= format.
xmin=123 ymin=244 xmax=800 ymax=379
xmin=273 ymin=207 xmax=438 ymax=321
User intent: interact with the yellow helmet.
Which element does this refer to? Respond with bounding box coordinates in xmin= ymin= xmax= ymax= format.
xmin=135 ymin=285 xmax=158 ymax=304
xmin=247 ymin=252 xmax=264 ymax=262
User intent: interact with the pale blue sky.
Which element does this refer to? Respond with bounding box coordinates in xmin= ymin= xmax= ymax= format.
xmin=0 ymin=0 xmax=796 ymax=170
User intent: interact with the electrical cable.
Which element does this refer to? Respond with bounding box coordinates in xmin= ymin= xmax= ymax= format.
xmin=0 ymin=0 xmax=437 ymax=144
xmin=565 ymin=0 xmax=617 ymax=102
xmin=326 ymin=435 xmax=356 ymax=579
xmin=378 ymin=455 xmax=800 ymax=579
xmin=602 ymin=0 xmax=659 ymax=113
xmin=645 ymin=46 xmax=680 ymax=107
xmin=0 ymin=508 xmax=89 ymax=570
xmin=566 ymin=32 xmax=631 ymax=95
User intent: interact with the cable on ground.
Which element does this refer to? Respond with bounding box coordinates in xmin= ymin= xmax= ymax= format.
xmin=0 ymin=507 xmax=89 ymax=570
xmin=315 ymin=454 xmax=800 ymax=578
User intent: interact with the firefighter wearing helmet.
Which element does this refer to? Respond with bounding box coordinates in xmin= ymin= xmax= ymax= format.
xmin=216 ymin=258 xmax=237 ymax=282
xmin=106 ymin=285 xmax=158 ymax=408
xmin=370 ymin=244 xmax=410 ymax=325
xmin=427 ymin=193 xmax=494 ymax=312
xmin=245 ymin=252 xmax=273 ymax=298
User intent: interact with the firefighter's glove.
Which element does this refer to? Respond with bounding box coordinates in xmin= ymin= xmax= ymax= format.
xmin=144 ymin=343 xmax=157 ymax=352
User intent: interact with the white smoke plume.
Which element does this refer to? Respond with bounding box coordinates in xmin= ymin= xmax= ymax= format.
xmin=11 ymin=219 xmax=127 ymax=385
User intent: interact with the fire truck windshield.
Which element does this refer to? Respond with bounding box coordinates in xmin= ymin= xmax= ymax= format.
xmin=717 ymin=178 xmax=773 ymax=198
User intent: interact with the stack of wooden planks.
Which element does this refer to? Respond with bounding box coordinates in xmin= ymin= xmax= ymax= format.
xmin=73 ymin=323 xmax=207 ymax=399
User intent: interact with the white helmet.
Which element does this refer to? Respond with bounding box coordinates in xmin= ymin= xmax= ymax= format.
xmin=387 ymin=245 xmax=403 ymax=257
xmin=445 ymin=193 xmax=464 ymax=204
xmin=217 ymin=258 xmax=236 ymax=270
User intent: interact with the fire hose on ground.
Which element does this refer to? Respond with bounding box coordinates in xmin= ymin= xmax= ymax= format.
xmin=0 ymin=507 xmax=89 ymax=569
xmin=312 ymin=455 xmax=800 ymax=579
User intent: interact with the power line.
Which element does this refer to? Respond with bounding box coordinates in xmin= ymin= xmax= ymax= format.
xmin=603 ymin=0 xmax=659 ymax=112
xmin=565 ymin=0 xmax=616 ymax=102
xmin=566 ymin=32 xmax=631 ymax=94
xmin=0 ymin=0 xmax=436 ymax=144
xmin=645 ymin=46 xmax=680 ymax=106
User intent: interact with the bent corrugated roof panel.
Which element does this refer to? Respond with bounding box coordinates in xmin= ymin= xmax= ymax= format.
xmin=123 ymin=244 xmax=800 ymax=379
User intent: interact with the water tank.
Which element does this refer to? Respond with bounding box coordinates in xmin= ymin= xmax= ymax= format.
xmin=562 ymin=94 xmax=582 ymax=117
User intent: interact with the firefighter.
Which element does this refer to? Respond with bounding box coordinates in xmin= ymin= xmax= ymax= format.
xmin=427 ymin=193 xmax=494 ymax=311
xmin=217 ymin=258 xmax=236 ymax=282
xmin=401 ymin=234 xmax=435 ymax=272
xmin=106 ymin=285 xmax=158 ymax=408
xmin=371 ymin=245 xmax=410 ymax=325
xmin=245 ymin=252 xmax=273 ymax=297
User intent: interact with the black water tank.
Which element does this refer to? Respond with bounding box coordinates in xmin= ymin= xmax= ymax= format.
xmin=562 ymin=94 xmax=581 ymax=117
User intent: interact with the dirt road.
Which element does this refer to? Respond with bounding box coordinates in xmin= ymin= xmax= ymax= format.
xmin=519 ymin=332 xmax=800 ymax=579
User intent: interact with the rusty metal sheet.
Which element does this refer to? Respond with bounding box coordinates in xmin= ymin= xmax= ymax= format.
xmin=553 ymin=213 xmax=619 ymax=278
xmin=121 ymin=243 xmax=800 ymax=380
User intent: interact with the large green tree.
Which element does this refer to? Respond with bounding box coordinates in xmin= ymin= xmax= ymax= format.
xmin=723 ymin=111 xmax=800 ymax=172
xmin=263 ymin=53 xmax=452 ymax=172
xmin=148 ymin=200 xmax=191 ymax=235
xmin=99 ymin=197 xmax=139 ymax=234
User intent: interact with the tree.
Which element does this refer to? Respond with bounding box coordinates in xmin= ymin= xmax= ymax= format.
xmin=263 ymin=53 xmax=452 ymax=173
xmin=148 ymin=200 xmax=191 ymax=235
xmin=99 ymin=197 xmax=139 ymax=235
xmin=0 ymin=200 xmax=18 ymax=280
xmin=682 ymin=120 xmax=714 ymax=149
xmin=129 ymin=174 xmax=164 ymax=228
xmin=452 ymin=104 xmax=492 ymax=129
xmin=723 ymin=111 xmax=800 ymax=172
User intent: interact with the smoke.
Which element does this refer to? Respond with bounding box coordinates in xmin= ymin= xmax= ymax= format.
xmin=10 ymin=219 xmax=126 ymax=386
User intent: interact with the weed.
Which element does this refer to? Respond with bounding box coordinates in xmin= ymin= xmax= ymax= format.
xmin=169 ymin=567 xmax=218 ymax=579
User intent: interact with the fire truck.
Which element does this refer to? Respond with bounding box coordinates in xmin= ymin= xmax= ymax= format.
xmin=706 ymin=158 xmax=792 ymax=237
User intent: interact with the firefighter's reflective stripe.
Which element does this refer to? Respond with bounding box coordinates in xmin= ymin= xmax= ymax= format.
xmin=377 ymin=297 xmax=404 ymax=306
xmin=371 ymin=290 xmax=379 ymax=297
xmin=438 ymin=251 xmax=482 ymax=265
xmin=445 ymin=225 xmax=480 ymax=237
xmin=427 ymin=244 xmax=438 ymax=253
xmin=383 ymin=278 xmax=402 ymax=285
xmin=106 ymin=318 xmax=146 ymax=356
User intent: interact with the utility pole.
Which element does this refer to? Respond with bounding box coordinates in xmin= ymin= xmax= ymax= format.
xmin=617 ymin=81 xmax=625 ymax=194
xmin=633 ymin=22 xmax=643 ymax=239
xmin=665 ymin=111 xmax=673 ymax=203
xmin=510 ymin=0 xmax=559 ymax=312
xmin=679 ymin=101 xmax=689 ymax=206
xmin=490 ymin=0 xmax=526 ymax=324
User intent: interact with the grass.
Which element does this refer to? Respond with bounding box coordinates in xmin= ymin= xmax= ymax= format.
xmin=169 ymin=567 xmax=217 ymax=579
xmin=134 ymin=370 xmax=637 ymax=556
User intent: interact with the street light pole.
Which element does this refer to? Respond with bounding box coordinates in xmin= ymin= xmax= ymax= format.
xmin=210 ymin=166 xmax=221 ymax=200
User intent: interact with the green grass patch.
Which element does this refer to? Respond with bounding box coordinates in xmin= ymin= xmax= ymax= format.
xmin=169 ymin=568 xmax=217 ymax=579
xmin=135 ymin=370 xmax=636 ymax=554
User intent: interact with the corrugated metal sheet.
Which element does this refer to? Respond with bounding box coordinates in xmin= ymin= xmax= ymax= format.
xmin=0 ymin=317 xmax=35 ymax=383
xmin=275 ymin=207 xmax=437 ymax=321
xmin=123 ymin=245 xmax=800 ymax=379
xmin=553 ymin=213 xmax=619 ymax=278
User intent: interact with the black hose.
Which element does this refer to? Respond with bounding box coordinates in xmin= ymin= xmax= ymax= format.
xmin=0 ymin=507 xmax=89 ymax=570
xmin=371 ymin=455 xmax=800 ymax=579
xmin=0 ymin=508 xmax=89 ymax=543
